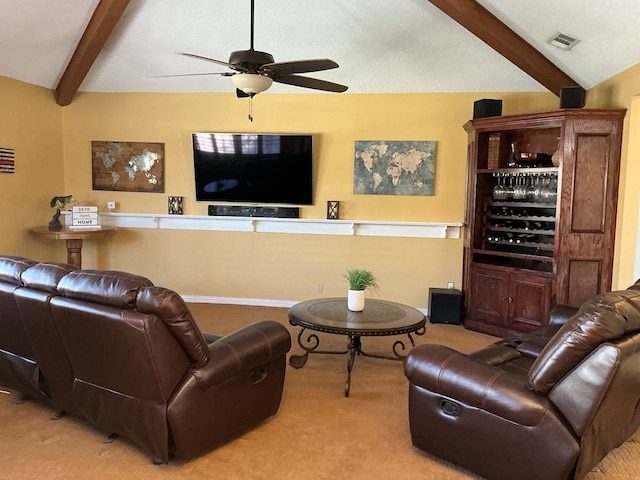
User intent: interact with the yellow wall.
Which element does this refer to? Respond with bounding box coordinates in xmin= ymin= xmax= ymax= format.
xmin=0 ymin=76 xmax=65 ymax=261
xmin=57 ymin=90 xmax=557 ymax=307
xmin=5 ymin=66 xmax=637 ymax=307
xmin=19 ymin=70 xmax=640 ymax=308
xmin=60 ymin=91 xmax=557 ymax=221
xmin=587 ymin=63 xmax=640 ymax=288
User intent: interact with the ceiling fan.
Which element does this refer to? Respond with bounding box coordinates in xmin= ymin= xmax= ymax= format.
xmin=169 ymin=0 xmax=348 ymax=98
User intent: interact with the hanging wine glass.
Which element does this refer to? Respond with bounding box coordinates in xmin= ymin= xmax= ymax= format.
xmin=513 ymin=174 xmax=527 ymax=200
xmin=493 ymin=173 xmax=506 ymax=200
xmin=540 ymin=174 xmax=556 ymax=204
xmin=548 ymin=174 xmax=558 ymax=203
xmin=526 ymin=174 xmax=537 ymax=201
xmin=533 ymin=174 xmax=544 ymax=202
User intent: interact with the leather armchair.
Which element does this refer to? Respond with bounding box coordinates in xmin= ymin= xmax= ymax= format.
xmin=405 ymin=286 xmax=640 ymax=480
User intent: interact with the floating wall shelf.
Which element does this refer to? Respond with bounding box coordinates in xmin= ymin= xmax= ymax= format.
xmin=81 ymin=213 xmax=462 ymax=239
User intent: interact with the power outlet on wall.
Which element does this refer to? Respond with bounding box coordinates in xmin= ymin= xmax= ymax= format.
xmin=447 ymin=282 xmax=455 ymax=289
xmin=107 ymin=201 xmax=116 ymax=211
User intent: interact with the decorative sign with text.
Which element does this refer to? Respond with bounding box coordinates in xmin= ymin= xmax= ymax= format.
xmin=70 ymin=206 xmax=100 ymax=229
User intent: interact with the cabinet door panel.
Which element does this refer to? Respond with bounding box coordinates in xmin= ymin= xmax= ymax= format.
xmin=508 ymin=273 xmax=551 ymax=332
xmin=565 ymin=259 xmax=602 ymax=306
xmin=555 ymin=116 xmax=623 ymax=304
xmin=469 ymin=267 xmax=509 ymax=327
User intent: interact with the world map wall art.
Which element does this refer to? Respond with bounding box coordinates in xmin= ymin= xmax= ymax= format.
xmin=353 ymin=140 xmax=436 ymax=196
xmin=92 ymin=141 xmax=165 ymax=193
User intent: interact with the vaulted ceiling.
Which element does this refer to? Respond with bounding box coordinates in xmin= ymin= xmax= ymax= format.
xmin=1 ymin=0 xmax=639 ymax=106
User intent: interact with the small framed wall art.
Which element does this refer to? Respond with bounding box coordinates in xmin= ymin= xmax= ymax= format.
xmin=168 ymin=196 xmax=183 ymax=215
xmin=0 ymin=147 xmax=15 ymax=174
xmin=327 ymin=201 xmax=340 ymax=220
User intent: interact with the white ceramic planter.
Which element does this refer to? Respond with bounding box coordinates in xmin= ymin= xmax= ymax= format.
xmin=347 ymin=289 xmax=365 ymax=311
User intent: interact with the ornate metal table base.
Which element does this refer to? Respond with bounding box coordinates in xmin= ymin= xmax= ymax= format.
xmin=288 ymin=298 xmax=427 ymax=397
xmin=289 ymin=328 xmax=425 ymax=397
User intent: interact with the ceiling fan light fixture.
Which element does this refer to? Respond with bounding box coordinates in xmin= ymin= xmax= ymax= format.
xmin=232 ymin=73 xmax=273 ymax=94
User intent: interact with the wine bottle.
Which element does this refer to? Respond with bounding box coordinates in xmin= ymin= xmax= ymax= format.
xmin=531 ymin=221 xmax=543 ymax=230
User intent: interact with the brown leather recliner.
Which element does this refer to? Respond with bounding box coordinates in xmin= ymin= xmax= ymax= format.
xmin=51 ymin=269 xmax=291 ymax=463
xmin=14 ymin=261 xmax=80 ymax=416
xmin=404 ymin=284 xmax=640 ymax=480
xmin=0 ymin=257 xmax=292 ymax=464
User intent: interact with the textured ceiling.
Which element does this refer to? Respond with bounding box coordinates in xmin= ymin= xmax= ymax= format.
xmin=1 ymin=0 xmax=639 ymax=95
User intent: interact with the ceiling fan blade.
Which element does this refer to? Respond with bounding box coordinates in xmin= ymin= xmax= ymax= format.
xmin=177 ymin=52 xmax=246 ymax=72
xmin=147 ymin=72 xmax=234 ymax=78
xmin=274 ymin=74 xmax=348 ymax=93
xmin=261 ymin=59 xmax=339 ymax=76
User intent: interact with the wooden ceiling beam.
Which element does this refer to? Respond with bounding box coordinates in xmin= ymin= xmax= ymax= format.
xmin=54 ymin=0 xmax=131 ymax=106
xmin=427 ymin=0 xmax=581 ymax=96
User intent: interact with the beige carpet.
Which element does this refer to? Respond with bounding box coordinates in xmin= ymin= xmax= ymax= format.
xmin=0 ymin=304 xmax=638 ymax=479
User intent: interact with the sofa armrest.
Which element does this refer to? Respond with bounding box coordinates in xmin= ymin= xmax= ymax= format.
xmin=508 ymin=304 xmax=579 ymax=358
xmin=467 ymin=341 xmax=523 ymax=365
xmin=405 ymin=344 xmax=552 ymax=426
xmin=192 ymin=320 xmax=291 ymax=389
xmin=549 ymin=304 xmax=579 ymax=327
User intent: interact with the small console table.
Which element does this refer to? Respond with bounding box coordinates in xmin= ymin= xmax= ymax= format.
xmin=288 ymin=297 xmax=426 ymax=397
xmin=29 ymin=226 xmax=116 ymax=268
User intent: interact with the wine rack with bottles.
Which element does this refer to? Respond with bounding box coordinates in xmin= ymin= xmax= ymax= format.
xmin=475 ymin=170 xmax=558 ymax=273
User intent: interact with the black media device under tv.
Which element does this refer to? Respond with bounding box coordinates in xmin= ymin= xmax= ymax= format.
xmin=208 ymin=205 xmax=299 ymax=218
xmin=192 ymin=133 xmax=313 ymax=205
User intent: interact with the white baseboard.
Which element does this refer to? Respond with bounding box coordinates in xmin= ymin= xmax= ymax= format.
xmin=181 ymin=295 xmax=298 ymax=308
xmin=181 ymin=294 xmax=428 ymax=314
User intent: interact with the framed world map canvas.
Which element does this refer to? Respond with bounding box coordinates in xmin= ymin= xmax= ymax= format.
xmin=92 ymin=141 xmax=164 ymax=193
xmin=353 ymin=140 xmax=436 ymax=196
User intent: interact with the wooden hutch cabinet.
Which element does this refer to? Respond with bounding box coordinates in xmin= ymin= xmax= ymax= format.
xmin=462 ymin=109 xmax=625 ymax=337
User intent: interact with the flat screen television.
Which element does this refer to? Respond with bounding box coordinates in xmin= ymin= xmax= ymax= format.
xmin=192 ymin=133 xmax=313 ymax=205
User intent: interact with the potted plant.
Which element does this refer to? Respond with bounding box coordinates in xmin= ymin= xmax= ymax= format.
xmin=48 ymin=195 xmax=76 ymax=231
xmin=342 ymin=268 xmax=379 ymax=311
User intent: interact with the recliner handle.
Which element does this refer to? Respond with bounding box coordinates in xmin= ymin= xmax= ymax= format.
xmin=440 ymin=399 xmax=461 ymax=417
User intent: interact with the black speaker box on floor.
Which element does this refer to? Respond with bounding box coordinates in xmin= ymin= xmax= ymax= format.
xmin=428 ymin=288 xmax=464 ymax=325
xmin=208 ymin=205 xmax=300 ymax=218
xmin=473 ymin=99 xmax=503 ymax=119
xmin=560 ymin=86 xmax=586 ymax=109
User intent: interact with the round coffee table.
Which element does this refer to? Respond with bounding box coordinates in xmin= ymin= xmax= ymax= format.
xmin=288 ymin=297 xmax=426 ymax=397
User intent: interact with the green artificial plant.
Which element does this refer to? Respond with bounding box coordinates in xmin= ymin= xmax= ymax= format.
xmin=342 ymin=268 xmax=379 ymax=293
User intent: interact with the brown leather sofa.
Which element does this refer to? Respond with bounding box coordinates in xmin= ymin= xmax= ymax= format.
xmin=404 ymin=282 xmax=640 ymax=480
xmin=0 ymin=256 xmax=292 ymax=463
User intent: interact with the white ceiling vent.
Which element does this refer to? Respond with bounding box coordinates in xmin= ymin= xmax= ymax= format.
xmin=548 ymin=32 xmax=581 ymax=51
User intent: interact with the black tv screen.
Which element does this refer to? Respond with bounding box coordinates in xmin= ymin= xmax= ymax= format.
xmin=192 ymin=133 xmax=313 ymax=205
